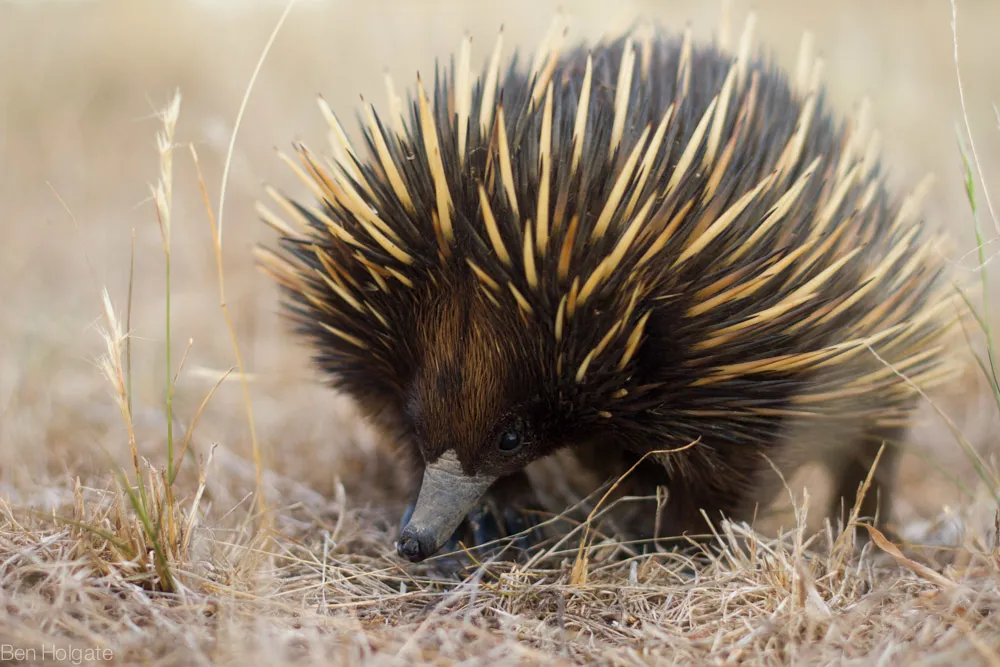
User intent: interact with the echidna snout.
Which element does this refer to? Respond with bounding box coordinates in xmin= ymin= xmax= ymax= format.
xmin=397 ymin=451 xmax=497 ymax=562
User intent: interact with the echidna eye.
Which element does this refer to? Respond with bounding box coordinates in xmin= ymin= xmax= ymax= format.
xmin=497 ymin=429 xmax=522 ymax=454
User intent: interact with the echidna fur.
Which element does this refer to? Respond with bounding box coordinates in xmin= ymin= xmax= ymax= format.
xmin=256 ymin=19 xmax=960 ymax=563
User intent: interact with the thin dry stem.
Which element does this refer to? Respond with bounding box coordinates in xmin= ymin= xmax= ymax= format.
xmin=191 ymin=144 xmax=271 ymax=532
xmin=950 ymin=0 xmax=1000 ymax=238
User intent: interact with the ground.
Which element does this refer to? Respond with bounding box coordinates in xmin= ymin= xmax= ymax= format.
xmin=1 ymin=0 xmax=999 ymax=665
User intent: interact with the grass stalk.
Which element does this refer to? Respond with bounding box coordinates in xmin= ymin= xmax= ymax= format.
xmin=153 ymin=93 xmax=181 ymax=486
xmin=203 ymin=0 xmax=298 ymax=525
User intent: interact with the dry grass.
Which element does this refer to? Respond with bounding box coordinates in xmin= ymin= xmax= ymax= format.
xmin=2 ymin=1 xmax=1000 ymax=664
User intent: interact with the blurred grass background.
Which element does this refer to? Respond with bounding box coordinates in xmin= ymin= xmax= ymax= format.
xmin=0 ymin=0 xmax=998 ymax=526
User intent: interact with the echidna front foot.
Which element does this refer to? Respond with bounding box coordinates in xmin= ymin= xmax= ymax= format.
xmin=464 ymin=500 xmax=543 ymax=557
xmin=461 ymin=471 xmax=546 ymax=560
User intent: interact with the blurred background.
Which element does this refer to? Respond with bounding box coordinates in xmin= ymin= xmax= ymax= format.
xmin=1 ymin=0 xmax=998 ymax=528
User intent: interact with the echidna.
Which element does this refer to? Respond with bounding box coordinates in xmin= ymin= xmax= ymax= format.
xmin=255 ymin=17 xmax=959 ymax=563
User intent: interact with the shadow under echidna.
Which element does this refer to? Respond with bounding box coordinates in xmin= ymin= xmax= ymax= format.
xmin=255 ymin=14 xmax=962 ymax=565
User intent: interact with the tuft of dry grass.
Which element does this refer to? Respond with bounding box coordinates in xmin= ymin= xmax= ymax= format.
xmin=3 ymin=476 xmax=999 ymax=665
xmin=2 ymin=1 xmax=1000 ymax=665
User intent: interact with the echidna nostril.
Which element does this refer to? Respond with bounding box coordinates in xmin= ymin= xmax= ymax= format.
xmin=396 ymin=536 xmax=424 ymax=562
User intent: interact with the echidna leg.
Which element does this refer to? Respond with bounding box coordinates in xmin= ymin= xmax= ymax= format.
xmin=470 ymin=471 xmax=546 ymax=554
xmin=828 ymin=425 xmax=903 ymax=536
xmin=655 ymin=454 xmax=788 ymax=551
xmin=655 ymin=477 xmax=749 ymax=547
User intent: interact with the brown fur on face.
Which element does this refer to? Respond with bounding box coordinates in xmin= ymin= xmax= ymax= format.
xmin=405 ymin=280 xmax=545 ymax=477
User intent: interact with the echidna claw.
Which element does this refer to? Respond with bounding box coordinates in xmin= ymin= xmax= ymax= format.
xmin=466 ymin=505 xmax=501 ymax=549
xmin=501 ymin=507 xmax=537 ymax=552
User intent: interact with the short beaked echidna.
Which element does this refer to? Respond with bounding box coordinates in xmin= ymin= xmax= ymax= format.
xmin=255 ymin=17 xmax=960 ymax=563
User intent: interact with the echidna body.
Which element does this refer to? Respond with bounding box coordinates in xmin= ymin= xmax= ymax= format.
xmin=257 ymin=20 xmax=958 ymax=562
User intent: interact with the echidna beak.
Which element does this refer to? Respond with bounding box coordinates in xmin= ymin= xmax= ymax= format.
xmin=396 ymin=450 xmax=496 ymax=562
